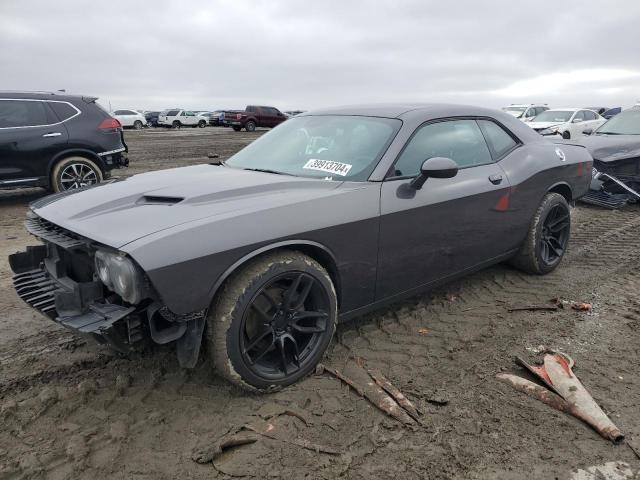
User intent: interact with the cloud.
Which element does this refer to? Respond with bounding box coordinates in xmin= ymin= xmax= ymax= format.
xmin=1 ymin=0 xmax=639 ymax=111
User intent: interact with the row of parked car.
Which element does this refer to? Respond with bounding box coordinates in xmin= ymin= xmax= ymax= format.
xmin=501 ymin=103 xmax=624 ymax=139
xmin=1 ymin=90 xmax=639 ymax=196
xmin=112 ymin=106 xmax=303 ymax=131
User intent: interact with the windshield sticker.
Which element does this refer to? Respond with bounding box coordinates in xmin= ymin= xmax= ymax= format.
xmin=303 ymin=159 xmax=352 ymax=176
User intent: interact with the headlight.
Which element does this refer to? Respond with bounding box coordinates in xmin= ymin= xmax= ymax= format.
xmin=94 ymin=250 xmax=144 ymax=304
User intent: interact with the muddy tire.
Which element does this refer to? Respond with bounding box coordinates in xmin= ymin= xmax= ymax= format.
xmin=245 ymin=121 xmax=256 ymax=132
xmin=206 ymin=251 xmax=337 ymax=392
xmin=562 ymin=130 xmax=571 ymax=140
xmin=51 ymin=156 xmax=103 ymax=193
xmin=510 ymin=193 xmax=571 ymax=275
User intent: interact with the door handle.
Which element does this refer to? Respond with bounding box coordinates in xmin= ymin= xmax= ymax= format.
xmin=489 ymin=174 xmax=503 ymax=185
xmin=42 ymin=132 xmax=62 ymax=138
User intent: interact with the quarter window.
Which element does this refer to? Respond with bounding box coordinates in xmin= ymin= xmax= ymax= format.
xmin=0 ymin=100 xmax=52 ymax=128
xmin=166 ymin=110 xmax=180 ymax=116
xmin=392 ymin=119 xmax=493 ymax=177
xmin=478 ymin=120 xmax=518 ymax=159
xmin=49 ymin=101 xmax=77 ymax=121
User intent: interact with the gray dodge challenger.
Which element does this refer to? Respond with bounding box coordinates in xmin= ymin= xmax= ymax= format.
xmin=10 ymin=104 xmax=592 ymax=391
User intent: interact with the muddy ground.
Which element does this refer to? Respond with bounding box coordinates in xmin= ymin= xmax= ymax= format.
xmin=1 ymin=127 xmax=639 ymax=480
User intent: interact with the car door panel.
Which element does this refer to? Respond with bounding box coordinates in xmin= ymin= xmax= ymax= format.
xmin=377 ymin=162 xmax=513 ymax=300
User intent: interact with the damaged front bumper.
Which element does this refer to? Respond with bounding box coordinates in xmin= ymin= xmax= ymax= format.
xmin=580 ymin=167 xmax=640 ymax=209
xmin=10 ymin=245 xmax=138 ymax=351
xmin=10 ymin=239 xmax=205 ymax=366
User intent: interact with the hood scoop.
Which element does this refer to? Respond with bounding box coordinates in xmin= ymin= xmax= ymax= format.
xmin=137 ymin=195 xmax=185 ymax=206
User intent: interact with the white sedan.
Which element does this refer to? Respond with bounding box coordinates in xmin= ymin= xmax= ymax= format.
xmin=111 ymin=109 xmax=148 ymax=129
xmin=528 ymin=108 xmax=606 ymax=140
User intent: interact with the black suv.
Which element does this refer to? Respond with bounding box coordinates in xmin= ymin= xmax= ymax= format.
xmin=0 ymin=91 xmax=128 ymax=192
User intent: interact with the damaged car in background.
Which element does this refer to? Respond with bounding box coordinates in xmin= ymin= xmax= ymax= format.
xmin=578 ymin=108 xmax=640 ymax=208
xmin=10 ymin=104 xmax=592 ymax=392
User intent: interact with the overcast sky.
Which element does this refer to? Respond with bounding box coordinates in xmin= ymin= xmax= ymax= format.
xmin=1 ymin=0 xmax=639 ymax=112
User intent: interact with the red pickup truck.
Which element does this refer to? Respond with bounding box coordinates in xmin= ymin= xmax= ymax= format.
xmin=221 ymin=105 xmax=287 ymax=132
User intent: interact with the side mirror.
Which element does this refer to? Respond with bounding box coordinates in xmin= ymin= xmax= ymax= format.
xmin=409 ymin=157 xmax=458 ymax=190
xmin=582 ymin=128 xmax=593 ymax=135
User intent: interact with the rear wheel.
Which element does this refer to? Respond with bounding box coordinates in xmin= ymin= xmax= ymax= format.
xmin=207 ymin=251 xmax=337 ymax=392
xmin=198 ymin=120 xmax=206 ymax=128
xmin=562 ymin=131 xmax=571 ymax=140
xmin=510 ymin=193 xmax=571 ymax=275
xmin=245 ymin=121 xmax=256 ymax=132
xmin=133 ymin=120 xmax=143 ymax=130
xmin=51 ymin=157 xmax=103 ymax=193
xmin=172 ymin=121 xmax=181 ymax=130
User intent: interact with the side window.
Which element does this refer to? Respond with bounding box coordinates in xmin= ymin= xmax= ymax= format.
xmin=573 ymin=111 xmax=585 ymax=122
xmin=185 ymin=111 xmax=194 ymax=116
xmin=125 ymin=110 xmax=137 ymax=115
xmin=114 ymin=110 xmax=126 ymax=115
xmin=392 ymin=119 xmax=493 ymax=177
xmin=247 ymin=106 xmax=257 ymax=113
xmin=48 ymin=102 xmax=77 ymax=122
xmin=0 ymin=100 xmax=51 ymax=128
xmin=583 ymin=110 xmax=596 ymax=120
xmin=478 ymin=120 xmax=519 ymax=159
xmin=166 ymin=110 xmax=179 ymax=116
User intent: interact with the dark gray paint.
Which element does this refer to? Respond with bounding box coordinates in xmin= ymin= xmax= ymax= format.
xmin=29 ymin=104 xmax=593 ymax=317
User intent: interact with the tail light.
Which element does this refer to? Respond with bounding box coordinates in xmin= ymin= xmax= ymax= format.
xmin=99 ymin=118 xmax=121 ymax=129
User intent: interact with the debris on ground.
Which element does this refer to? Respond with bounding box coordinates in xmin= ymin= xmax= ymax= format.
xmin=192 ymin=430 xmax=259 ymax=464
xmin=244 ymin=419 xmax=340 ymax=455
xmin=417 ymin=328 xmax=430 ymax=335
xmin=319 ymin=362 xmax=421 ymax=426
xmin=498 ymin=351 xmax=624 ymax=443
xmin=507 ymin=305 xmax=559 ymax=312
xmin=551 ymin=297 xmax=593 ymax=312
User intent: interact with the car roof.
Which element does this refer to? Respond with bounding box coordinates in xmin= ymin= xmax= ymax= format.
xmin=546 ymin=107 xmax=581 ymax=112
xmin=0 ymin=90 xmax=98 ymax=103
xmin=302 ymin=103 xmax=520 ymax=119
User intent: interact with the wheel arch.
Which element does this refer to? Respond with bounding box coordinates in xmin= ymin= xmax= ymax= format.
xmin=208 ymin=240 xmax=342 ymax=310
xmin=547 ymin=181 xmax=573 ymax=203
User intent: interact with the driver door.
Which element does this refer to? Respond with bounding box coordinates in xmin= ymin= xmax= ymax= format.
xmin=376 ymin=119 xmax=514 ymax=300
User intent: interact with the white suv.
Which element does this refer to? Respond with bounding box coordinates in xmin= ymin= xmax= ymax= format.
xmin=111 ymin=109 xmax=147 ymax=129
xmin=502 ymin=104 xmax=549 ymax=122
xmin=158 ymin=109 xmax=208 ymax=129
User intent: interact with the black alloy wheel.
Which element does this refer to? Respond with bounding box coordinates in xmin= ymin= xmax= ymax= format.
xmin=539 ymin=203 xmax=570 ymax=266
xmin=207 ymin=251 xmax=337 ymax=391
xmin=239 ymin=271 xmax=329 ymax=379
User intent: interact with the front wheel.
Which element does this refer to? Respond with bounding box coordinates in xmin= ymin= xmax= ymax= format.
xmin=133 ymin=120 xmax=143 ymax=130
xmin=198 ymin=120 xmax=206 ymax=128
xmin=207 ymin=251 xmax=337 ymax=392
xmin=172 ymin=121 xmax=181 ymax=130
xmin=232 ymin=126 xmax=242 ymax=132
xmin=510 ymin=193 xmax=571 ymax=275
xmin=562 ymin=131 xmax=571 ymax=140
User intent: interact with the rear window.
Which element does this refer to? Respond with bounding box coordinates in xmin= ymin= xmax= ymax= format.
xmin=478 ymin=120 xmax=518 ymax=159
xmin=48 ymin=101 xmax=78 ymax=121
xmin=0 ymin=99 xmax=54 ymax=128
xmin=166 ymin=110 xmax=180 ymax=116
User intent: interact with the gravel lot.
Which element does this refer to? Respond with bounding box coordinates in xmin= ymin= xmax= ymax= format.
xmin=1 ymin=127 xmax=639 ymax=479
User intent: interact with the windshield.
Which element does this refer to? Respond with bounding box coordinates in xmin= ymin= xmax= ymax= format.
xmin=225 ymin=115 xmax=401 ymax=181
xmin=596 ymin=109 xmax=640 ymax=135
xmin=533 ymin=110 xmax=573 ymax=123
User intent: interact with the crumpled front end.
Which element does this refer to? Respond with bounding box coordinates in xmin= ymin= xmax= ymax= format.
xmin=9 ymin=211 xmax=206 ymax=366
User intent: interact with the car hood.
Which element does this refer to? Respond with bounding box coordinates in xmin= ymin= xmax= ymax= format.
xmin=30 ymin=164 xmax=344 ymax=248
xmin=527 ymin=121 xmax=564 ymax=130
xmin=577 ymin=134 xmax=640 ymax=162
